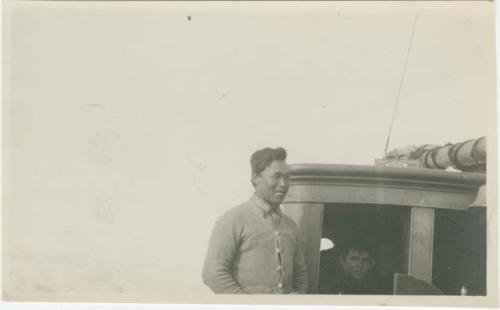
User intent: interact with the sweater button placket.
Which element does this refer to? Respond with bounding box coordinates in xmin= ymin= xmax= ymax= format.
xmin=277 ymin=282 xmax=284 ymax=294
xmin=275 ymin=230 xmax=285 ymax=293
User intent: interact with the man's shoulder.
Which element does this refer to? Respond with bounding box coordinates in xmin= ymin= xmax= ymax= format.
xmin=216 ymin=200 xmax=254 ymax=225
xmin=319 ymin=271 xmax=344 ymax=294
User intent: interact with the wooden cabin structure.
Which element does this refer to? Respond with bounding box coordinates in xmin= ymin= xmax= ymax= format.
xmin=282 ymin=163 xmax=486 ymax=295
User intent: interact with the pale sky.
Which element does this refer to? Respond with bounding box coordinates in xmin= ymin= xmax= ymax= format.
xmin=2 ymin=1 xmax=496 ymax=302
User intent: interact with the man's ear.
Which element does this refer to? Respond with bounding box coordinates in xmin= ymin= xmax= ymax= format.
xmin=251 ymin=172 xmax=259 ymax=186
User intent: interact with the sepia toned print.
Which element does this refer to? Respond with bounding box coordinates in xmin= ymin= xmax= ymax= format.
xmin=2 ymin=0 xmax=497 ymax=307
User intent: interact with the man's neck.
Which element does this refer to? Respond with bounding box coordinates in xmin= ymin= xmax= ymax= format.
xmin=254 ymin=192 xmax=278 ymax=209
xmin=254 ymin=192 xmax=279 ymax=210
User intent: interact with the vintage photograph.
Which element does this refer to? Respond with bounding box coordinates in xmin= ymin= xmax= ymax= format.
xmin=2 ymin=0 xmax=497 ymax=307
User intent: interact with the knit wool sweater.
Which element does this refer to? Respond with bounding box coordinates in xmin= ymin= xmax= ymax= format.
xmin=202 ymin=194 xmax=308 ymax=294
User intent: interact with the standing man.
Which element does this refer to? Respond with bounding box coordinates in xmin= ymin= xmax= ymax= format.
xmin=202 ymin=147 xmax=308 ymax=294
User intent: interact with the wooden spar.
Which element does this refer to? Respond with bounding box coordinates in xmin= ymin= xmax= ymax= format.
xmin=419 ymin=137 xmax=486 ymax=171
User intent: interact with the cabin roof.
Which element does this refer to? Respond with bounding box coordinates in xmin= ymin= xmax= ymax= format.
xmin=289 ymin=163 xmax=485 ymax=186
xmin=285 ymin=164 xmax=485 ymax=209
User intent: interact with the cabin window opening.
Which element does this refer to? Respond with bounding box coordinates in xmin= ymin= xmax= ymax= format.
xmin=318 ymin=204 xmax=409 ymax=295
xmin=432 ymin=208 xmax=486 ymax=296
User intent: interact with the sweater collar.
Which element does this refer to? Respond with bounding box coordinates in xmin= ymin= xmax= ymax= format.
xmin=251 ymin=194 xmax=281 ymax=217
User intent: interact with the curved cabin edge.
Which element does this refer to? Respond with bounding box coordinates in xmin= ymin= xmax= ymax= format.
xmin=285 ymin=164 xmax=485 ymax=209
xmin=281 ymin=163 xmax=486 ymax=295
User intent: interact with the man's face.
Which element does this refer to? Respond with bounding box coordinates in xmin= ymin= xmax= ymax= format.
xmin=340 ymin=249 xmax=374 ymax=282
xmin=252 ymin=160 xmax=290 ymax=206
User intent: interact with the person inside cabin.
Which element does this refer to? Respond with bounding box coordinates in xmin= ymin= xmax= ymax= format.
xmin=319 ymin=240 xmax=378 ymax=295
xmin=202 ymin=147 xmax=308 ymax=294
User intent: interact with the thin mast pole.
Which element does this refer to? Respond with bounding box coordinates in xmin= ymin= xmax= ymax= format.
xmin=384 ymin=14 xmax=419 ymax=156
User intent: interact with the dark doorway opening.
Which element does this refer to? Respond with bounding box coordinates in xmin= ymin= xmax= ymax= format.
xmin=318 ymin=204 xmax=409 ymax=295
xmin=433 ymin=208 xmax=486 ymax=295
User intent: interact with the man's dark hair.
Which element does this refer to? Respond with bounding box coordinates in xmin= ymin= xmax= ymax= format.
xmin=250 ymin=147 xmax=287 ymax=180
xmin=337 ymin=240 xmax=375 ymax=259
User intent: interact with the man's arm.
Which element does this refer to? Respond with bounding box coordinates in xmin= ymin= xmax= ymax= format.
xmin=202 ymin=213 xmax=245 ymax=294
xmin=292 ymin=234 xmax=308 ymax=294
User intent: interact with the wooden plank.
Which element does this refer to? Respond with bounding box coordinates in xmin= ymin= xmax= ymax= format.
xmin=406 ymin=207 xmax=435 ymax=283
xmin=281 ymin=203 xmax=324 ymax=293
